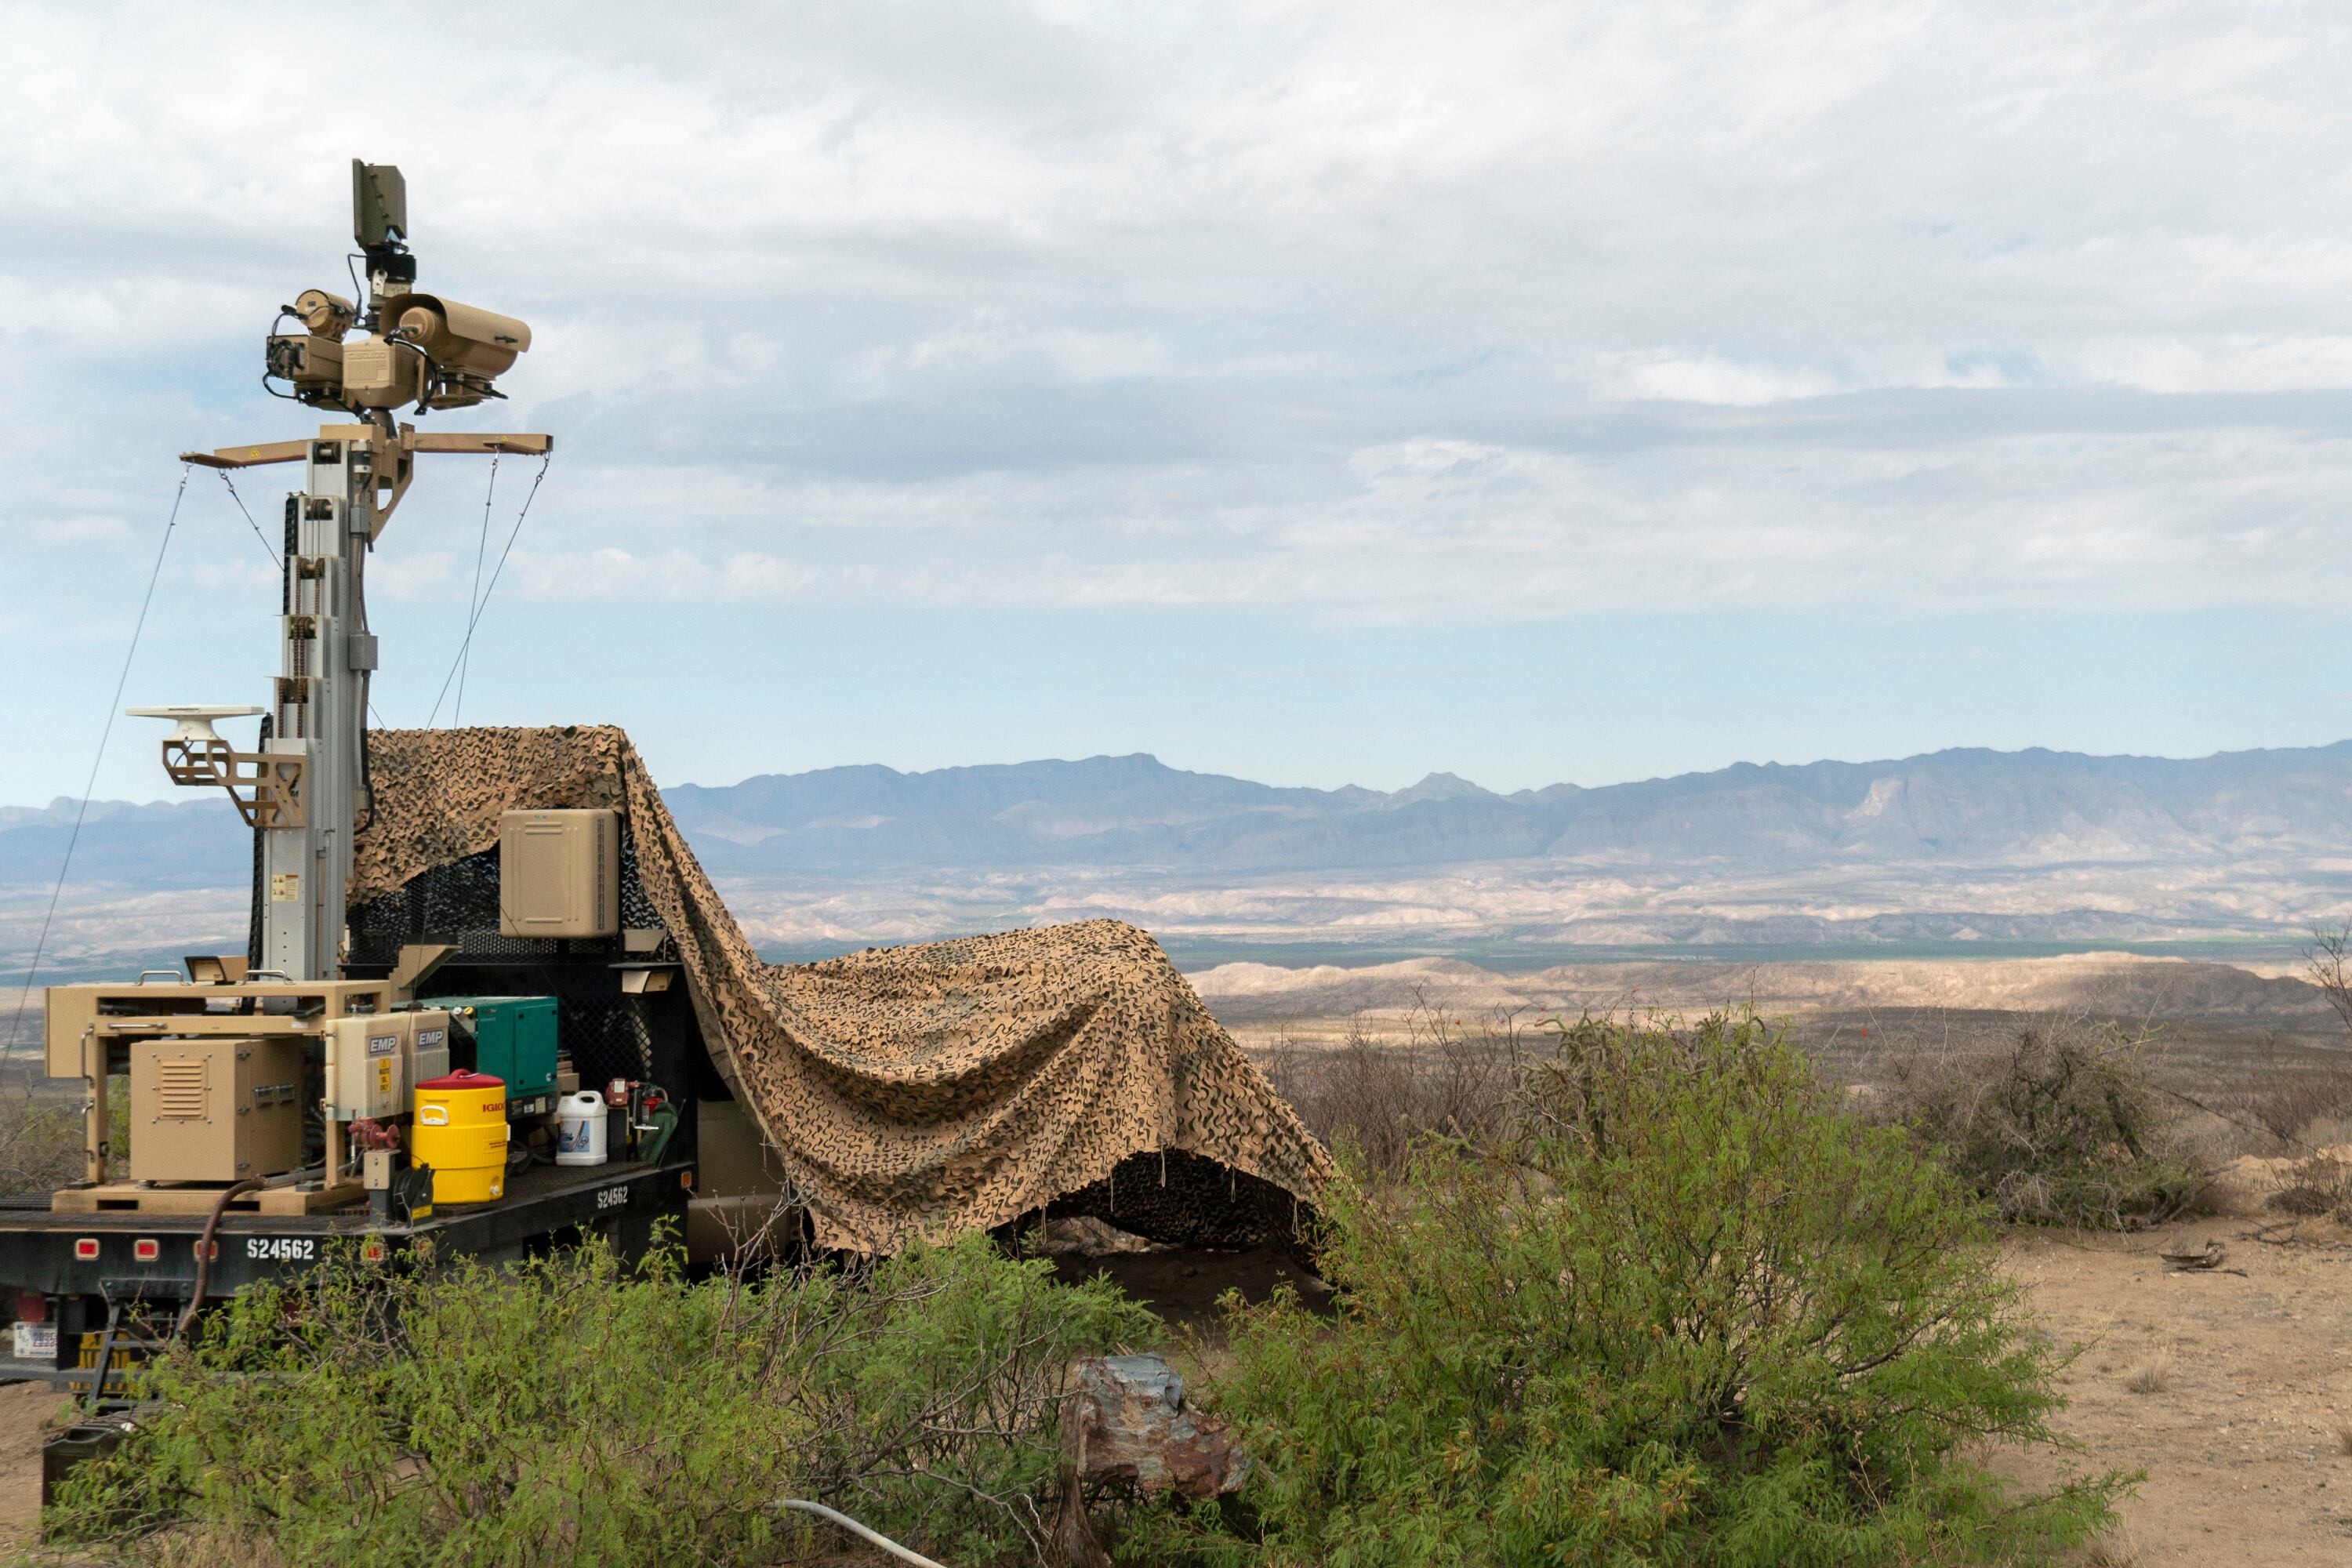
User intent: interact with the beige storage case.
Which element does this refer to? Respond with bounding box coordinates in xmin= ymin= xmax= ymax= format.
xmin=129 ymin=1036 xmax=304 ymax=1183
xmin=499 ymin=809 xmax=619 ymax=938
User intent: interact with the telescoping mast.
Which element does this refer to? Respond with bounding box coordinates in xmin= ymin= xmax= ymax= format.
xmin=151 ymin=160 xmax=549 ymax=982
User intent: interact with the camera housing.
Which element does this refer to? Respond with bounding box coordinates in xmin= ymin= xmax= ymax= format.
xmin=263 ymin=163 xmax=531 ymax=413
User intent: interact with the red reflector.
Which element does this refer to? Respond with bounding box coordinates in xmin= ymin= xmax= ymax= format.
xmin=72 ymin=1239 xmax=99 ymax=1261
xmin=191 ymin=1240 xmax=217 ymax=1262
xmin=132 ymin=1240 xmax=160 ymax=1262
xmin=359 ymin=1239 xmax=386 ymax=1264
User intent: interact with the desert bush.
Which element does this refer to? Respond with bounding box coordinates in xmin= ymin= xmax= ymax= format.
xmin=0 ymin=1081 xmax=94 ymax=1196
xmin=1259 ymin=1003 xmax=1525 ymax=1175
xmin=2265 ymin=1153 xmax=2352 ymax=1218
xmin=2308 ymin=925 xmax=2352 ymax=1040
xmin=2221 ymin=1029 xmax=2352 ymax=1152
xmin=49 ymin=1230 xmax=1155 ymax=1566
xmin=1878 ymin=1020 xmax=2203 ymax=1230
xmin=1142 ymin=1013 xmax=2125 ymax=1566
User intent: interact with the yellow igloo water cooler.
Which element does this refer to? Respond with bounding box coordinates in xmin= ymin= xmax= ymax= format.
xmin=412 ymin=1070 xmax=508 ymax=1204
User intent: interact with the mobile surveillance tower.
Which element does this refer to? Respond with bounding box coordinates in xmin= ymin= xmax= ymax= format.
xmin=8 ymin=167 xmax=699 ymax=1410
xmin=149 ymin=161 xmax=549 ymax=983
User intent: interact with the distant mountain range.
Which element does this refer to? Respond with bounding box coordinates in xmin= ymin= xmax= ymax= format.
xmin=668 ymin=742 xmax=2352 ymax=873
xmin=0 ymin=797 xmax=247 ymax=891
xmin=10 ymin=740 xmax=2350 ymax=892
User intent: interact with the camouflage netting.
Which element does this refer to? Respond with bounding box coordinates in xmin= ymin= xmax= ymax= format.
xmin=353 ymin=725 xmax=1332 ymax=1252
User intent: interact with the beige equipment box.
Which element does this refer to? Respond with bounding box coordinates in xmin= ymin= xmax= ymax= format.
xmin=408 ymin=1010 xmax=452 ymax=1087
xmin=129 ymin=1036 xmax=304 ymax=1184
xmin=327 ymin=1009 xmax=452 ymax=1121
xmin=499 ymin=809 xmax=619 ymax=938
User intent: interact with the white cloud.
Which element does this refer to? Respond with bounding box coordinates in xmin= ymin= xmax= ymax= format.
xmin=1596 ymin=352 xmax=1843 ymax=406
xmin=8 ymin=0 xmax=2352 ymax=796
xmin=510 ymin=548 xmax=814 ymax=601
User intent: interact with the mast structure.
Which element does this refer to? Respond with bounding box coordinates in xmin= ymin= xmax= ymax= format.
xmin=143 ymin=161 xmax=551 ymax=981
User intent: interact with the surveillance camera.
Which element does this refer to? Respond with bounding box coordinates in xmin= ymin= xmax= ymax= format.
xmin=390 ymin=294 xmax=531 ymax=380
xmin=292 ymin=289 xmax=354 ymax=338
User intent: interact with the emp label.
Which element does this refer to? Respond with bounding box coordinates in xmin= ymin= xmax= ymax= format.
xmin=269 ymin=873 xmax=301 ymax=902
xmin=596 ymin=1186 xmax=629 ymax=1211
xmin=245 ymin=1237 xmax=318 ymax=1262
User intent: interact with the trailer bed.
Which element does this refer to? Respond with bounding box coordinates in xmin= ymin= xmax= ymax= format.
xmin=0 ymin=1156 xmax=693 ymax=1386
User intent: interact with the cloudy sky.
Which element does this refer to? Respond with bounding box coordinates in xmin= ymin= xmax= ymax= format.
xmin=5 ymin=1 xmax=2350 ymax=804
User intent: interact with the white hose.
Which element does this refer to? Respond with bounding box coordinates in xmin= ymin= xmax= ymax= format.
xmin=778 ymin=1499 xmax=952 ymax=1568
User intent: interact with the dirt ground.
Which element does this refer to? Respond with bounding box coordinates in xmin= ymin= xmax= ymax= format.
xmin=0 ymin=1378 xmax=66 ymax=1544
xmin=1999 ymin=1221 xmax=2352 ymax=1563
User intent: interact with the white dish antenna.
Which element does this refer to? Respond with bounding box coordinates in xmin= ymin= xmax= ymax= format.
xmin=125 ymin=705 xmax=266 ymax=744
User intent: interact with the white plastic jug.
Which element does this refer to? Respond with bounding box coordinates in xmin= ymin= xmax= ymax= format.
xmin=555 ymin=1089 xmax=610 ymax=1167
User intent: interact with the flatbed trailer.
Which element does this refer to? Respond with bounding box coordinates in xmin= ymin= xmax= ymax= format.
xmin=0 ymin=1155 xmax=695 ymax=1394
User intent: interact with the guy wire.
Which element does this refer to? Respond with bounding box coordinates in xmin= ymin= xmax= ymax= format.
xmin=455 ymin=454 xmax=499 ymax=726
xmin=6 ymin=464 xmax=192 ymax=1054
xmin=426 ymin=453 xmax=551 ymax=728
xmin=216 ymin=470 xmax=281 ymax=569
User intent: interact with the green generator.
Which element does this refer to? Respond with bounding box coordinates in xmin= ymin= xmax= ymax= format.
xmin=432 ymin=996 xmax=559 ymax=1098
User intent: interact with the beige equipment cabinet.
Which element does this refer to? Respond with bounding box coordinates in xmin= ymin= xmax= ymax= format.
xmin=325 ymin=1008 xmax=452 ymax=1122
xmin=499 ymin=809 xmax=619 ymax=938
xmin=43 ymin=977 xmax=394 ymax=1214
xmin=327 ymin=1014 xmax=407 ymax=1122
xmin=129 ymin=1036 xmax=304 ymax=1183
xmin=408 ymin=1011 xmax=452 ymax=1086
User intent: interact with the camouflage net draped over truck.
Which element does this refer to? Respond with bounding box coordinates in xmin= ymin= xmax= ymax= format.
xmin=352 ymin=726 xmax=1332 ymax=1253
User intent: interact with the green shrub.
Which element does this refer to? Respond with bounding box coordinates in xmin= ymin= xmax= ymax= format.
xmin=50 ymin=1231 xmax=1154 ymax=1566
xmin=1139 ymin=1014 xmax=2125 ymax=1567
xmin=1882 ymin=1022 xmax=2204 ymax=1229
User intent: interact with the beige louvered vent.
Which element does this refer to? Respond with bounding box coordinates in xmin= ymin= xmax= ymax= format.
xmin=156 ymin=1058 xmax=208 ymax=1120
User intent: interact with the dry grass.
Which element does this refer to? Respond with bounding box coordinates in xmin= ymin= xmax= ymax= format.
xmin=2334 ymin=1417 xmax=2352 ymax=1457
xmin=2082 ymin=1525 xmax=2142 ymax=1568
xmin=1258 ymin=998 xmax=1528 ymax=1175
xmin=2122 ymin=1345 xmax=2172 ymax=1396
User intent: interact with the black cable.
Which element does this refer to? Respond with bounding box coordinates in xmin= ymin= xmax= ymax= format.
xmin=245 ymin=713 xmax=272 ymax=967
xmin=6 ymin=465 xmax=190 ymax=1054
xmin=425 ymin=455 xmax=551 ymax=727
